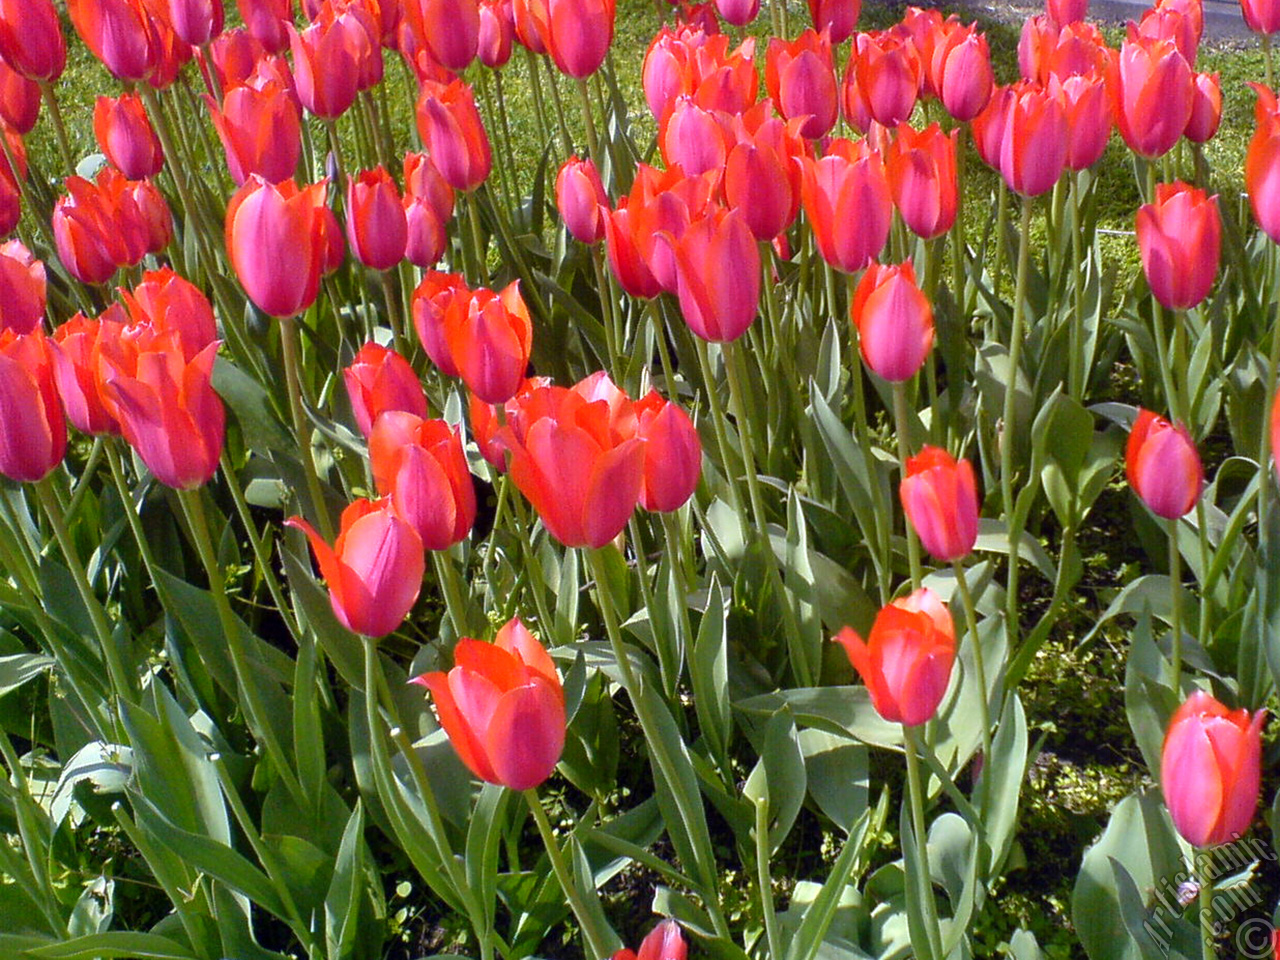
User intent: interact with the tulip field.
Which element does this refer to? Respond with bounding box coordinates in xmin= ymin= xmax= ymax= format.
xmin=9 ymin=0 xmax=1280 ymax=958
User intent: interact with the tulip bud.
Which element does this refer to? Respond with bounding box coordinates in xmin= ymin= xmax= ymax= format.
xmin=343 ymin=341 xmax=428 ymax=439
xmin=206 ymin=79 xmax=302 ymax=186
xmin=1050 ymin=72 xmax=1111 ymax=172
xmin=715 ymin=0 xmax=758 ymax=25
xmin=237 ymin=0 xmax=292 ymax=53
xmin=930 ymin=22 xmax=993 ymax=123
xmin=288 ymin=498 xmax=425 ymax=638
xmin=800 ymin=140 xmax=892 ymax=274
xmin=1248 ymin=83 xmax=1280 ymax=244
xmin=851 ymin=260 xmax=933 ymax=382
xmin=900 ymin=446 xmax=979 ymax=562
xmin=50 ymin=310 xmax=124 ymax=436
xmin=94 ymin=93 xmax=164 ymax=181
xmin=416 ymin=80 xmax=492 ymax=192
xmin=1045 ymin=0 xmax=1087 ymax=26
xmin=411 ymin=271 xmax=470 ymax=377
xmin=1185 ymin=71 xmax=1221 ymax=143
xmin=664 ymin=206 xmax=759 ymax=343
xmin=995 ymin=80 xmax=1068 ymax=197
xmin=413 ymin=618 xmax=566 ymax=790
xmin=346 ymin=166 xmax=408 ymax=271
xmin=634 ymin=391 xmax=701 ymax=513
xmin=226 ymin=176 xmax=329 ymax=318
xmin=478 ymin=0 xmax=515 ymax=67
xmin=0 ymin=240 xmax=45 ymax=335
xmin=67 ymin=0 xmax=160 ymax=82
xmin=412 ymin=0 xmax=480 ymax=72
xmin=833 ymin=587 xmax=956 ymax=727
xmin=369 ymin=411 xmax=476 ymax=550
xmin=0 ymin=0 xmax=67 ymax=82
xmin=1242 ymin=0 xmax=1280 ymax=35
xmin=0 ymin=330 xmax=65 ymax=482
xmin=469 ymin=375 xmax=552 ymax=471
xmin=807 ymin=0 xmax=858 ymax=44
xmin=164 ymin=0 xmax=224 ymax=46
xmin=886 ymin=123 xmax=957 ymax=240
xmin=1112 ymin=35 xmax=1193 ymax=160
xmin=546 ymin=0 xmax=615 ymax=78
xmin=122 ymin=266 xmax=217 ymax=362
xmin=1162 ymin=690 xmax=1264 ymax=847
xmin=723 ymin=111 xmax=805 ymax=242
xmin=604 ymin=202 xmax=663 ymax=299
xmin=842 ymin=29 xmax=921 ymax=133
xmin=288 ymin=15 xmax=362 ymax=118
xmin=1135 ymin=181 xmax=1220 ymax=311
xmin=765 ymin=29 xmax=838 ymax=140
xmin=512 ymin=0 xmax=550 ymax=54
xmin=0 ymin=60 xmax=40 ymax=135
xmin=443 ymin=281 xmax=534 ymax=403
xmin=1125 ymin=409 xmax=1202 ymax=520
xmin=556 ymin=156 xmax=608 ymax=244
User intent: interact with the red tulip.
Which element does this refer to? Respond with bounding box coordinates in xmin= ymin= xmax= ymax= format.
xmin=715 ymin=0 xmax=758 ymax=25
xmin=0 ymin=240 xmax=45 ymax=335
xmin=206 ymin=78 xmax=302 ymax=186
xmin=613 ymin=920 xmax=688 ymax=960
xmin=478 ymin=0 xmax=515 ymax=67
xmin=604 ymin=202 xmax=663 ymax=299
xmin=1020 ymin=16 xmax=1110 ymax=85
xmin=345 ymin=166 xmax=408 ymax=271
xmin=0 ymin=0 xmax=66 ymax=82
xmin=807 ymin=0 xmax=858 ymax=44
xmin=766 ymin=29 xmax=839 ymax=140
xmin=237 ymin=0 xmax=292 ymax=53
xmin=288 ymin=14 xmax=362 ymax=118
xmin=546 ymin=0 xmax=615 ymax=78
xmin=369 ymin=411 xmax=476 ymax=550
xmin=1248 ymin=83 xmax=1280 ymax=244
xmin=469 ymin=375 xmax=552 ymax=470
xmin=410 ymin=0 xmax=479 ymax=71
xmin=121 ymin=266 xmax=217 ymax=362
xmin=635 ymin=390 xmax=701 ymax=513
xmin=0 ymin=126 xmax=22 ymax=237
xmin=1130 ymin=0 xmax=1200 ymax=67
xmin=851 ymin=260 xmax=933 ymax=382
xmin=1049 ymin=72 xmax=1111 ymax=172
xmin=225 ymin=175 xmax=329 ymax=318
xmin=1046 ymin=0 xmax=1087 ymax=25
xmin=556 ymin=156 xmax=608 ymax=244
xmin=1185 ymin=71 xmax=1221 ymax=143
xmin=886 ymin=123 xmax=957 ymax=240
xmin=0 ymin=330 xmax=65 ymax=482
xmin=0 ymin=59 xmax=40 ymax=135
xmin=801 ymin=139 xmax=892 ymax=274
xmin=1126 ymin=409 xmax=1202 ymax=519
xmin=511 ymin=0 xmax=550 ymax=54
xmin=441 ymin=282 xmax=533 ymax=403
xmin=1243 ymin=0 xmax=1280 ymax=35
xmin=1272 ymin=385 xmax=1280 ymax=479
xmin=842 ymin=29 xmax=921 ymax=133
xmin=289 ymin=498 xmax=425 ymax=638
xmin=1111 ymin=35 xmax=1193 ymax=160
xmin=900 ymin=446 xmax=979 ymax=562
xmin=411 ymin=271 xmax=469 ymax=377
xmin=145 ymin=6 xmax=194 ymax=89
xmin=1162 ymin=690 xmax=1264 ymax=847
xmin=125 ymin=177 xmax=173 ymax=256
xmin=658 ymin=97 xmax=734 ymax=178
xmin=50 ymin=310 xmax=124 ymax=436
xmin=343 ymin=341 xmax=428 ymax=439
xmin=416 ymin=79 xmax=492 ymax=192
xmin=929 ymin=21 xmax=993 ymax=123
xmin=498 ymin=376 xmax=646 ymax=548
xmin=67 ymin=0 xmax=160 ymax=82
xmin=403 ymin=152 xmax=454 ymax=268
xmin=985 ymin=80 xmax=1068 ymax=197
xmin=664 ymin=205 xmax=759 ymax=343
xmin=162 ymin=0 xmax=224 ymax=46
xmin=413 ymin=618 xmax=565 ymax=790
xmin=724 ymin=108 xmax=805 ymax=242
xmin=833 ymin=587 xmax=956 ymax=727
xmin=94 ymin=93 xmax=164 ymax=181
xmin=52 ymin=173 xmax=142 ymax=286
xmin=1136 ymin=182 xmax=1219 ymax=311
xmin=624 ymin=163 xmax=717 ymax=295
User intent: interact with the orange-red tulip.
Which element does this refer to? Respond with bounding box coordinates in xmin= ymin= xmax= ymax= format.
xmin=0 ymin=240 xmax=45 ymax=335
xmin=288 ymin=14 xmax=362 ymax=118
xmin=343 ymin=341 xmax=428 ymax=439
xmin=658 ymin=96 xmax=733 ymax=177
xmin=67 ymin=0 xmax=160 ymax=82
xmin=94 ymin=93 xmax=164 ymax=181
xmin=1046 ymin=0 xmax=1087 ymax=25
xmin=900 ymin=446 xmax=979 ymax=562
xmin=121 ymin=266 xmax=218 ymax=362
xmin=1248 ymin=83 xmax=1280 ymax=244
xmin=851 ymin=260 xmax=933 ymax=382
xmin=983 ymin=80 xmax=1068 ymax=197
xmin=801 ymin=139 xmax=892 ymax=274
xmin=469 ymin=375 xmax=552 ymax=470
xmin=1111 ymin=35 xmax=1193 ymax=159
xmin=0 ymin=0 xmax=66 ymax=82
xmin=1136 ymin=181 xmax=1219 ymax=311
xmin=226 ymin=175 xmax=328 ymax=318
xmin=886 ymin=122 xmax=957 ymax=241
xmin=289 ymin=498 xmax=425 ymax=638
xmin=929 ymin=21 xmax=992 ymax=123
xmin=478 ymin=0 xmax=514 ymax=67
xmin=1162 ymin=690 xmax=1264 ymax=847
xmin=766 ymin=29 xmax=838 ymax=140
xmin=413 ymin=618 xmax=565 ymax=790
xmin=206 ymin=78 xmax=302 ymax=186
xmin=833 ymin=587 xmax=956 ymax=727
xmin=604 ymin=202 xmax=663 ymax=299
xmin=411 ymin=270 xmax=469 ymax=377
xmin=1049 ymin=72 xmax=1111 ymax=172
xmin=807 ymin=0 xmax=858 ymax=44
xmin=0 ymin=60 xmax=40 ymax=135
xmin=724 ymin=107 xmax=806 ymax=241
xmin=842 ymin=29 xmax=921 ymax=133
xmin=53 ymin=172 xmax=146 ymax=286
xmin=1126 ymin=409 xmax=1202 ymax=519
xmin=664 ymin=205 xmax=759 ymax=343
xmin=0 ymin=330 xmax=65 ymax=482
xmin=416 ymin=79 xmax=492 ymax=192
xmin=50 ymin=310 xmax=124 ymax=436
xmin=346 ymin=166 xmax=408 ymax=271
xmin=441 ymin=282 xmax=533 ymax=403
xmin=237 ymin=0 xmax=292 ymax=53
xmin=369 ymin=411 xmax=476 ymax=550
xmin=162 ymin=0 xmax=224 ymax=46
xmin=635 ymin=390 xmax=701 ymax=513
xmin=556 ymin=156 xmax=608 ymax=244
xmin=546 ymin=0 xmax=615 ymax=78
xmin=1130 ymin=0 xmax=1200 ymax=67
xmin=403 ymin=152 xmax=454 ymax=268
xmin=1243 ymin=0 xmax=1280 ymax=35
xmin=716 ymin=0 xmax=758 ymax=25
xmin=411 ymin=0 xmax=480 ymax=71
xmin=1185 ymin=70 xmax=1221 ymax=143
xmin=511 ymin=0 xmax=550 ymax=53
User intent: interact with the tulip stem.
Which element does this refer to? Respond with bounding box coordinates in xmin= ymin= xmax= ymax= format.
xmin=893 ymin=382 xmax=924 ymax=592
xmin=1198 ymin=849 xmax=1216 ymax=960
xmin=467 ymin=194 xmax=488 ymax=284
xmin=991 ymin=181 xmax=1009 ymax=309
xmin=1001 ymin=198 xmax=1033 ymax=647
xmin=37 ymin=81 xmax=76 ymax=178
xmin=647 ymin=300 xmax=678 ymax=393
xmin=628 ymin=518 xmax=679 ymax=701
xmin=754 ymin=792 xmax=783 ymax=960
xmin=1265 ymin=34 xmax=1275 ymax=90
xmin=180 ymin=488 xmax=304 ymax=803
xmin=902 ymin=724 xmax=946 ymax=960
xmin=379 ymin=270 xmax=408 ymax=356
xmin=280 ymin=316 xmax=334 ymax=542
xmin=34 ymin=477 xmax=134 ymax=714
xmin=137 ymin=84 xmax=211 ymax=269
xmin=1149 ymin=302 xmax=1184 ymax=426
xmin=575 ymin=77 xmax=601 ymax=170
xmin=522 ymin=49 xmax=553 ymax=156
xmin=952 ymin=561 xmax=994 ymax=801
xmin=590 ymin=245 xmax=622 ymax=381
xmin=1169 ymin=517 xmax=1184 ymax=691
xmin=433 ymin=550 xmax=471 ymax=638
xmin=1068 ymin=170 xmax=1087 ymax=401
xmin=693 ymin=339 xmax=749 ymax=541
xmin=542 ymin=59 xmax=575 ymax=158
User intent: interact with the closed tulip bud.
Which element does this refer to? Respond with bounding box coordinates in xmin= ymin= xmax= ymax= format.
xmin=658 ymin=97 xmax=733 ymax=177
xmin=900 ymin=446 xmax=979 ymax=562
xmin=1136 ymin=181 xmax=1220 ymax=311
xmin=0 ymin=240 xmax=45 ymax=335
xmin=0 ymin=330 xmax=65 ymax=482
xmin=226 ymin=175 xmax=329 ymax=318
xmin=1131 ymin=1 xmax=1201 ymax=67
xmin=442 ymin=281 xmax=533 ymax=403
xmin=851 ymin=260 xmax=933 ymax=382
xmin=1126 ymin=409 xmax=1202 ymax=519
xmin=163 ymin=0 xmax=224 ymax=46
xmin=207 ymin=80 xmax=302 ymax=186
xmin=1243 ymin=0 xmax=1280 ymax=35
xmin=614 ymin=921 xmax=688 ymax=960
xmin=478 ymin=0 xmax=515 ymax=67
xmin=50 ymin=311 xmax=124 ymax=435
xmin=642 ymin=27 xmax=691 ymax=120
xmin=724 ymin=109 xmax=805 ymax=241
xmin=0 ymin=60 xmax=40 ymax=135
xmin=1046 ymin=0 xmax=1087 ymax=25
xmin=886 ymin=123 xmax=957 ymax=240
xmin=94 ymin=93 xmax=164 ymax=181
xmin=416 ymin=80 xmax=492 ymax=192
xmin=765 ymin=29 xmax=838 ymax=140
xmin=623 ymin=163 xmax=717 ymax=295
xmin=807 ymin=0 xmax=858 ymax=44
xmin=715 ymin=0 xmax=758 ymax=25
xmin=1112 ymin=35 xmax=1193 ymax=159
xmin=0 ymin=0 xmax=66 ymax=82
xmin=237 ymin=0 xmax=292 ymax=53
xmin=1248 ymin=84 xmax=1280 ymax=244
xmin=126 ymin=178 xmax=173 ymax=256
xmin=123 ymin=266 xmax=217 ymax=362
xmin=288 ymin=16 xmax=362 ymax=118
xmin=498 ymin=378 xmax=646 ymax=547
xmin=289 ymin=498 xmax=425 ymax=637
xmin=411 ymin=0 xmax=480 ymax=71
xmin=604 ymin=203 xmax=663 ymax=299
xmin=930 ymin=22 xmax=993 ymax=123
xmin=345 ymin=166 xmax=407 ymax=271
xmin=369 ymin=411 xmax=476 ymax=550
xmin=994 ymin=80 xmax=1068 ymax=197
xmin=146 ymin=10 xmax=194 ymax=90
xmin=556 ymin=156 xmax=608 ymax=244
xmin=833 ymin=587 xmax=956 ymax=727
xmin=67 ymin=0 xmax=160 ymax=83
xmin=546 ymin=0 xmax=615 ymax=78
xmin=664 ymin=206 xmax=759 ymax=343
xmin=1048 ymin=73 xmax=1111 ymax=172
xmin=1185 ymin=71 xmax=1221 ymax=143
xmin=411 ymin=270 xmax=469 ymax=376
xmin=404 ymin=151 xmax=455 ymax=221
xmin=413 ymin=618 xmax=565 ymax=790
xmin=343 ymin=341 xmax=428 ymax=439
xmin=1162 ymin=691 xmax=1264 ymax=847
xmin=1272 ymin=386 xmax=1280 ymax=479
xmin=635 ymin=391 xmax=701 ymax=513
xmin=842 ymin=29 xmax=921 ymax=133
xmin=512 ymin=0 xmax=550 ymax=53
xmin=53 ymin=178 xmax=126 ymax=286
xmin=801 ymin=139 xmax=892 ymax=274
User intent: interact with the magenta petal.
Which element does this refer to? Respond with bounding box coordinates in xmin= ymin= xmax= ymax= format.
xmin=486 ymin=679 xmax=566 ymax=790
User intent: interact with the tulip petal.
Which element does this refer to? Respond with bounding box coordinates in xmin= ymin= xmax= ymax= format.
xmin=485 ymin=678 xmax=566 ymax=790
xmin=420 ymin=668 xmax=497 ymax=783
xmin=1162 ymin=721 xmax=1223 ymax=847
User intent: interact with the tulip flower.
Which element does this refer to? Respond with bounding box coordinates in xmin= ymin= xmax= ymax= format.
xmin=664 ymin=206 xmax=759 ymax=343
xmin=992 ymin=81 xmax=1069 ymax=197
xmin=368 ymin=411 xmax=476 ymax=550
xmin=226 ymin=175 xmax=328 ymax=318
xmin=403 ymin=153 xmax=454 ymax=268
xmin=94 ymin=93 xmax=164 ymax=181
xmin=411 ymin=0 xmax=480 ymax=72
xmin=1111 ymin=35 xmax=1193 ymax=160
xmin=1248 ymin=84 xmax=1280 ymax=244
xmin=288 ymin=15 xmax=362 ymax=118
xmin=67 ymin=0 xmax=160 ymax=82
xmin=237 ymin=0 xmax=292 ymax=52
xmin=833 ymin=587 xmax=956 ymax=727
xmin=126 ymin=178 xmax=173 ymax=256
xmin=343 ymin=341 xmax=428 ymax=439
xmin=556 ymin=156 xmax=608 ymax=244
xmin=498 ymin=377 xmax=646 ymax=548
xmin=929 ymin=21 xmax=993 ymax=123
xmin=416 ymin=80 xmax=492 ymax=192
xmin=1046 ymin=0 xmax=1087 ymax=25
xmin=1135 ymin=182 xmax=1220 ymax=311
xmin=715 ymin=0 xmax=758 ymax=25
xmin=121 ymin=267 xmax=218 ymax=362
xmin=443 ymin=282 xmax=534 ymax=403
xmin=658 ymin=97 xmax=733 ymax=178
xmin=851 ymin=261 xmax=933 ymax=382
xmin=289 ymin=498 xmax=425 ymax=638
xmin=1272 ymin=386 xmax=1280 ymax=478
xmin=724 ymin=109 xmax=806 ymax=241
xmin=635 ymin=391 xmax=701 ymax=513
xmin=0 ymin=0 xmax=66 ymax=82
xmin=206 ymin=79 xmax=302 ymax=186
xmin=1132 ymin=1 xmax=1201 ymax=66
xmin=900 ymin=446 xmax=979 ymax=563
xmin=842 ymin=29 xmax=921 ymax=133
xmin=604 ymin=202 xmax=664 ymax=299
xmin=1019 ymin=16 xmax=1110 ymax=86
xmin=886 ymin=123 xmax=957 ymax=241
xmin=0 ymin=330 xmax=65 ymax=483
xmin=546 ymin=0 xmax=615 ymax=78
xmin=470 ymin=375 xmax=552 ymax=470
xmin=613 ymin=920 xmax=688 ymax=960
xmin=765 ymin=29 xmax=839 ymax=140
xmin=53 ymin=175 xmax=136 ymax=286
xmin=163 ymin=0 xmax=224 ymax=46
xmin=50 ymin=310 xmax=125 ymax=436
xmin=801 ymin=139 xmax=892 ymax=273
xmin=1126 ymin=409 xmax=1202 ymax=520
xmin=1049 ymin=72 xmax=1111 ymax=173
xmin=146 ymin=10 xmax=194 ymax=90
xmin=1185 ymin=71 xmax=1221 ymax=144
xmin=0 ymin=60 xmax=40 ymax=135
xmin=512 ymin=0 xmax=550 ymax=54
xmin=345 ymin=166 xmax=408 ymax=272
xmin=0 ymin=240 xmax=45 ymax=335
xmin=411 ymin=271 xmax=470 ymax=377
xmin=1242 ymin=0 xmax=1280 ymax=35
xmin=1162 ymin=690 xmax=1265 ymax=847
xmin=413 ymin=618 xmax=565 ymax=790
xmin=807 ymin=0 xmax=858 ymax=44
xmin=478 ymin=0 xmax=515 ymax=67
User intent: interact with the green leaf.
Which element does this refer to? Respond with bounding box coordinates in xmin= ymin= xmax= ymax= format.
xmin=800 ymin=730 xmax=868 ymax=836
xmin=22 ymin=932 xmax=198 ymax=959
xmin=324 ymin=802 xmax=366 ymax=960
xmin=0 ymin=654 xmax=53 ymax=698
xmin=782 ymin=804 xmax=876 ymax=960
xmin=691 ymin=577 xmax=730 ymax=767
xmin=464 ymin=785 xmax=509 ymax=938
xmin=743 ymin=707 xmax=806 ymax=852
xmin=212 ymin=357 xmax=292 ymax=457
xmin=983 ymin=693 xmax=1029 ymax=876
xmin=737 ymin=687 xmax=903 ymax=751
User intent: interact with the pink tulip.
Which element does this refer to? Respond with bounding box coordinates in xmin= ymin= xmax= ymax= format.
xmin=851 ymin=260 xmax=933 ymax=382
xmin=1135 ymin=181 xmax=1220 ymax=311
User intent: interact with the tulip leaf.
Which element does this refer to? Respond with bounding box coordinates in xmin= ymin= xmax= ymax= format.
xmin=324 ymin=802 xmax=366 ymax=960
xmin=18 ymin=932 xmax=199 ymax=960
xmin=982 ymin=694 xmax=1029 ymax=878
xmin=782 ymin=802 xmax=877 ymax=960
xmin=211 ymin=357 xmax=293 ymax=457
xmin=281 ymin=543 xmax=365 ymax=691
xmin=737 ymin=686 xmax=903 ymax=751
xmin=800 ymin=730 xmax=868 ymax=837
xmin=898 ymin=801 xmax=937 ymax=960
xmin=929 ymin=813 xmax=979 ymax=956
xmin=0 ymin=653 xmax=53 ymax=699
xmin=1008 ymin=929 xmax=1045 ymax=960
xmin=691 ymin=577 xmax=730 ymax=768
xmin=1125 ymin=612 xmax=1181 ymax=777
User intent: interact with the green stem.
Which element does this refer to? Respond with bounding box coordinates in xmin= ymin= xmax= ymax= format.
xmin=542 ymin=59 xmax=575 ymax=157
xmin=1169 ymin=517 xmax=1183 ymax=692
xmin=1258 ymin=258 xmax=1280 ymax=561
xmin=1265 ymin=33 xmax=1275 ymax=90
xmin=280 ymin=315 xmax=333 ymax=541
xmin=693 ymin=339 xmax=748 ymax=542
xmin=0 ymin=730 xmax=65 ymax=932
xmin=493 ymin=71 xmax=520 ymax=199
xmin=522 ymin=48 xmax=552 ymax=153
xmin=38 ymin=81 xmax=76 ymax=177
xmin=990 ymin=181 xmax=1009 ymax=317
xmin=903 ymin=724 xmax=945 ymax=960
xmin=432 ymin=549 xmax=471 ymax=638
xmin=467 ymin=193 xmax=488 ymax=284
xmin=754 ymin=793 xmax=782 ymax=960
xmin=325 ymin=118 xmax=348 ymax=193
xmin=575 ymin=77 xmax=600 ymax=168
xmin=1150 ymin=302 xmax=1182 ymax=426
xmin=952 ymin=561 xmax=994 ymax=802
xmin=628 ymin=518 xmax=677 ymax=699
xmin=380 ymin=269 xmax=408 ymax=356
xmin=1001 ymin=198 xmax=1033 ymax=645
xmin=1068 ymin=170 xmax=1086 ymax=400
xmin=1198 ymin=848 xmax=1216 ymax=960
xmin=647 ymin=299 xmax=678 ymax=393
xmin=893 ymin=381 xmax=923 ymax=592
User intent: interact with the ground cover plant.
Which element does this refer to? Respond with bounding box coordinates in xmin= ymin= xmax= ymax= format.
xmin=3 ymin=0 xmax=1280 ymax=959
